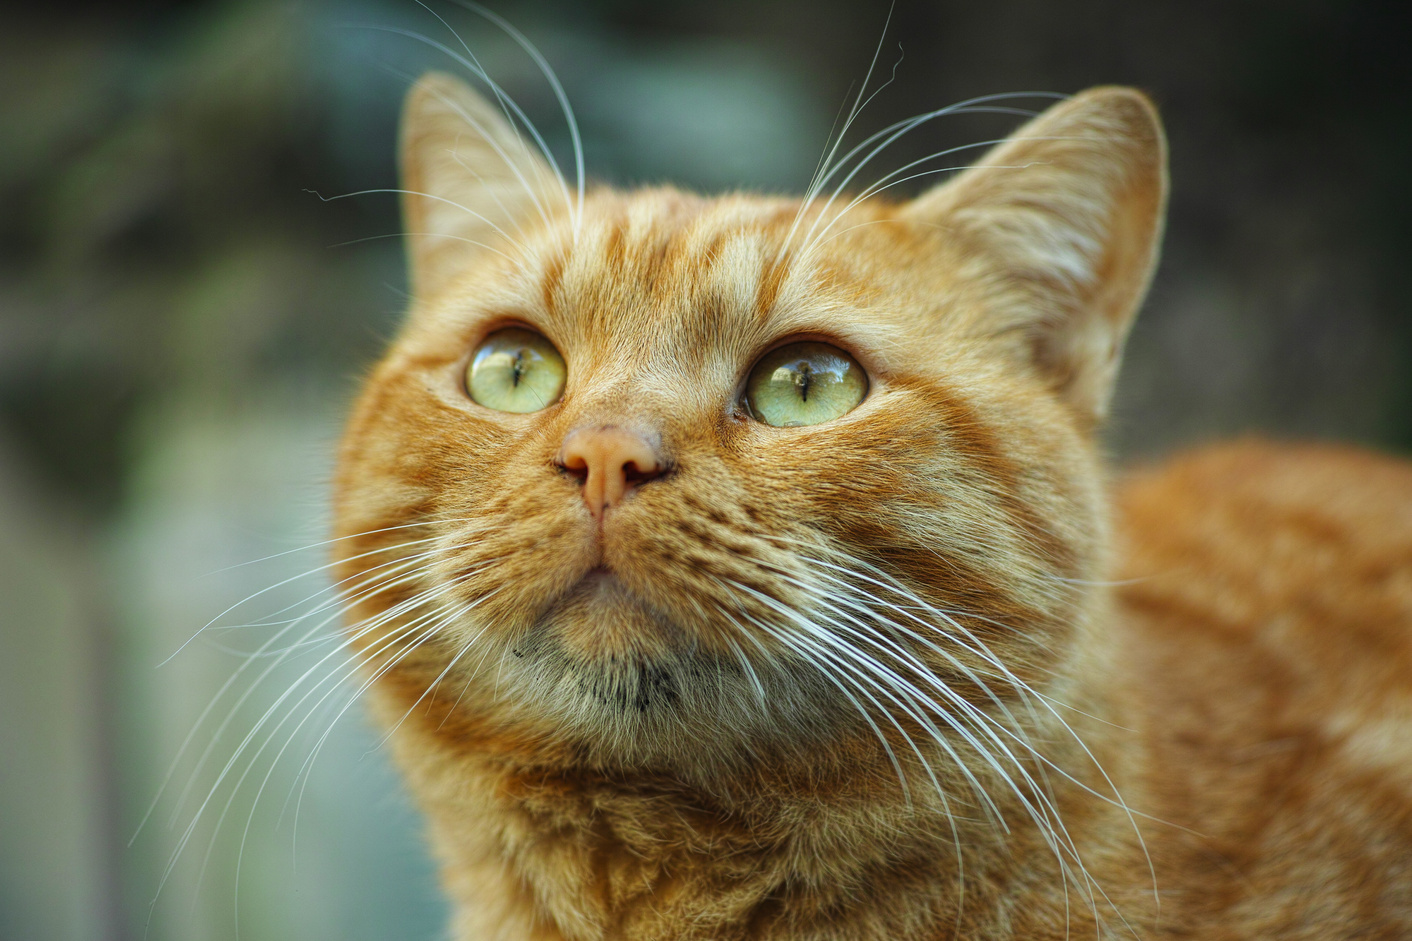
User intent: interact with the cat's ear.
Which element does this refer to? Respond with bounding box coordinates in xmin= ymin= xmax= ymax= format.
xmin=400 ymin=72 xmax=562 ymax=298
xmin=902 ymin=87 xmax=1167 ymax=424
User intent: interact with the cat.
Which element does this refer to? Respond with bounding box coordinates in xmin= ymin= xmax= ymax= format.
xmin=329 ymin=69 xmax=1412 ymax=940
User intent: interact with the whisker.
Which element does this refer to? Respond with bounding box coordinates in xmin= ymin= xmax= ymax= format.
xmin=409 ymin=0 xmax=564 ymax=231
xmin=794 ymin=551 xmax=1153 ymax=921
xmin=448 ymin=0 xmax=586 ymax=234
xmin=784 ymin=1 xmax=899 ymax=254
xmin=373 ymin=588 xmax=504 ymax=748
xmin=718 ymin=541 xmax=1118 ymax=918
xmin=153 ymin=536 xmax=503 ymax=909
xmin=196 ymin=517 xmax=475 ymax=577
xmin=271 ymin=592 xmax=498 ymax=863
xmin=160 ymin=533 xmax=442 ymax=666
xmin=136 ymin=543 xmax=445 ymax=843
xmin=795 ymin=98 xmax=1059 ymax=257
xmin=162 ymin=556 xmax=443 ymax=826
xmin=206 ymin=601 xmax=460 ymax=909
xmin=727 ymin=576 xmax=989 ymax=815
xmin=364 ymin=35 xmax=559 ymax=230
xmin=308 ymin=184 xmax=531 ymax=256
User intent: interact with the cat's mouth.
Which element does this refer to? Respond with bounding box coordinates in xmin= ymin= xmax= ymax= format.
xmin=566 ymin=564 xmax=632 ymax=605
xmin=530 ymin=560 xmax=682 ymax=664
xmin=580 ymin=566 xmax=616 ymax=588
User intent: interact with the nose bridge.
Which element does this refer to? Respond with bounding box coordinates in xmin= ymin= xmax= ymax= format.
xmin=550 ymin=336 xmax=685 ymax=518
xmin=562 ymin=357 xmax=680 ymax=443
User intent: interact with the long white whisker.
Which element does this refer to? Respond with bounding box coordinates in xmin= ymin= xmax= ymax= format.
xmin=169 ymin=576 xmax=456 ymax=834
xmin=278 ymin=590 xmax=500 ymax=867
xmin=810 ymin=135 xmax=1085 ymax=253
xmin=804 ymin=92 xmax=1058 ymax=211
xmin=155 ymin=539 xmax=503 ymax=906
xmin=798 ymin=552 xmax=1148 ymax=923
xmin=161 ymin=555 xmax=447 ymax=826
xmin=784 ymin=1 xmax=898 ymax=253
xmin=196 ymin=517 xmax=475 ymax=577
xmin=782 ymin=603 xmax=1011 ymax=826
xmin=218 ymin=597 xmax=465 ymax=911
xmin=159 ymin=533 xmax=442 ymax=666
xmin=727 ymin=576 xmax=996 ymax=816
xmin=309 ymin=184 xmax=533 ymax=255
xmin=409 ymin=0 xmax=565 ymax=230
xmin=449 ymin=0 xmax=585 ymax=234
xmin=743 ymin=613 xmax=915 ymax=802
xmin=730 ymin=549 xmax=1103 ymax=918
xmin=797 ymin=97 xmax=1059 ymax=256
xmin=363 ymin=33 xmax=560 ymax=229
xmin=135 ymin=543 xmax=449 ymax=844
xmin=372 ymin=590 xmax=504 ymax=748
xmin=157 ymin=603 xmax=429 ymax=906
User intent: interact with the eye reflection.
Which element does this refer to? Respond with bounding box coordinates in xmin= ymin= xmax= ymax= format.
xmin=744 ymin=341 xmax=868 ymax=427
xmin=466 ymin=328 xmax=566 ymax=413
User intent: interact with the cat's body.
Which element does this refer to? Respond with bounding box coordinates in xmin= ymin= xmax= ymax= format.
xmin=1112 ymin=440 xmax=1412 ymax=938
xmin=330 ymin=72 xmax=1412 ymax=939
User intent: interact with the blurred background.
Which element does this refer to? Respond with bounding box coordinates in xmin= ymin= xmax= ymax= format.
xmin=2 ymin=0 xmax=1409 ymax=938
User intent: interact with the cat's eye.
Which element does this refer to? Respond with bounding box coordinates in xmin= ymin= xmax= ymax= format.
xmin=743 ymin=341 xmax=868 ymax=427
xmin=466 ymin=327 xmax=567 ymax=413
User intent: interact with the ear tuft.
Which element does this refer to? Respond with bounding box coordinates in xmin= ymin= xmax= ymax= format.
xmin=904 ymin=87 xmax=1168 ymax=424
xmin=400 ymin=72 xmax=563 ymax=299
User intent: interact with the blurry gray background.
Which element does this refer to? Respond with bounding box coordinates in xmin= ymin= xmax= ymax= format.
xmin=2 ymin=1 xmax=1409 ymax=939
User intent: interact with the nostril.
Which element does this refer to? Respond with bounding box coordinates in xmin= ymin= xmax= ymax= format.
xmin=557 ymin=451 xmax=589 ymax=481
xmin=559 ymin=461 xmax=589 ymax=483
xmin=622 ymin=457 xmax=663 ymax=484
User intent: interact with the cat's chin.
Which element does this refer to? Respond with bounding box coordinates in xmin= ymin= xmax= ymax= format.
xmin=484 ymin=566 xmax=825 ymax=759
xmin=536 ymin=565 xmax=685 ymax=662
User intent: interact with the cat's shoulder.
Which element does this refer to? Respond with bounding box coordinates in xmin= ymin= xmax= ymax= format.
xmin=1112 ymin=435 xmax=1412 ymax=730
xmin=1112 ymin=437 xmax=1412 ymax=679
xmin=1117 ymin=437 xmax=1412 ymax=537
xmin=1114 ymin=437 xmax=1412 ymax=621
xmin=1109 ymin=440 xmax=1412 ymax=933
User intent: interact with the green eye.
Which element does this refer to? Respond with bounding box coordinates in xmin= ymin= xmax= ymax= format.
xmin=466 ymin=327 xmax=566 ymax=413
xmin=744 ymin=341 xmax=868 ymax=427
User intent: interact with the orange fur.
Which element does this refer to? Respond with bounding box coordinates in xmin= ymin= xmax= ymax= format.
xmin=330 ymin=74 xmax=1412 ymax=939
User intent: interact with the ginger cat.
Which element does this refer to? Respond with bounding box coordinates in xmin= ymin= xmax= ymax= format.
xmin=330 ymin=72 xmax=1412 ymax=939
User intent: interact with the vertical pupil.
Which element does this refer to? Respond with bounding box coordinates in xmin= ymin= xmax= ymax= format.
xmin=511 ymin=349 xmax=525 ymax=387
xmin=793 ymin=362 xmax=813 ymax=401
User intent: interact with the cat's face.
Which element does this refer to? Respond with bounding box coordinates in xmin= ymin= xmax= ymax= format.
xmin=332 ymin=75 xmax=1165 ymax=771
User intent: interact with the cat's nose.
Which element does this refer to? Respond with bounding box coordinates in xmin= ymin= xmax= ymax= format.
xmin=556 ymin=426 xmax=665 ymax=518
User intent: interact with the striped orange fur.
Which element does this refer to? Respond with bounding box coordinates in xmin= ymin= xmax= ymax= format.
xmin=330 ymin=73 xmax=1412 ymax=939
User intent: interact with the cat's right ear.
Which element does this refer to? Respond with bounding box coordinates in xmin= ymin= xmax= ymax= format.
xmin=901 ymin=87 xmax=1167 ymax=426
xmin=400 ymin=72 xmax=562 ymax=299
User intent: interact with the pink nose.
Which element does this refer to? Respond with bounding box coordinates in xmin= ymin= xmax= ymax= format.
xmin=556 ymin=426 xmax=665 ymax=518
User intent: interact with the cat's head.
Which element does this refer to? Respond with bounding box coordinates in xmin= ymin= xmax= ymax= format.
xmin=332 ymin=73 xmax=1165 ymax=774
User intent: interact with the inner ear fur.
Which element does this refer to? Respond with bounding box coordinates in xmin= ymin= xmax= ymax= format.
xmin=903 ymin=86 xmax=1168 ymax=424
xmin=400 ymin=72 xmax=564 ymax=300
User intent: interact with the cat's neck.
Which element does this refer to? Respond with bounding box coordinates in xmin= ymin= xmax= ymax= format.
xmin=372 ymin=624 xmax=1152 ymax=941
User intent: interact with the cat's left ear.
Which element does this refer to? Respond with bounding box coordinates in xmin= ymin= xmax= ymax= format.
xmin=902 ymin=87 xmax=1167 ymax=424
xmin=400 ymin=72 xmax=564 ymax=299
